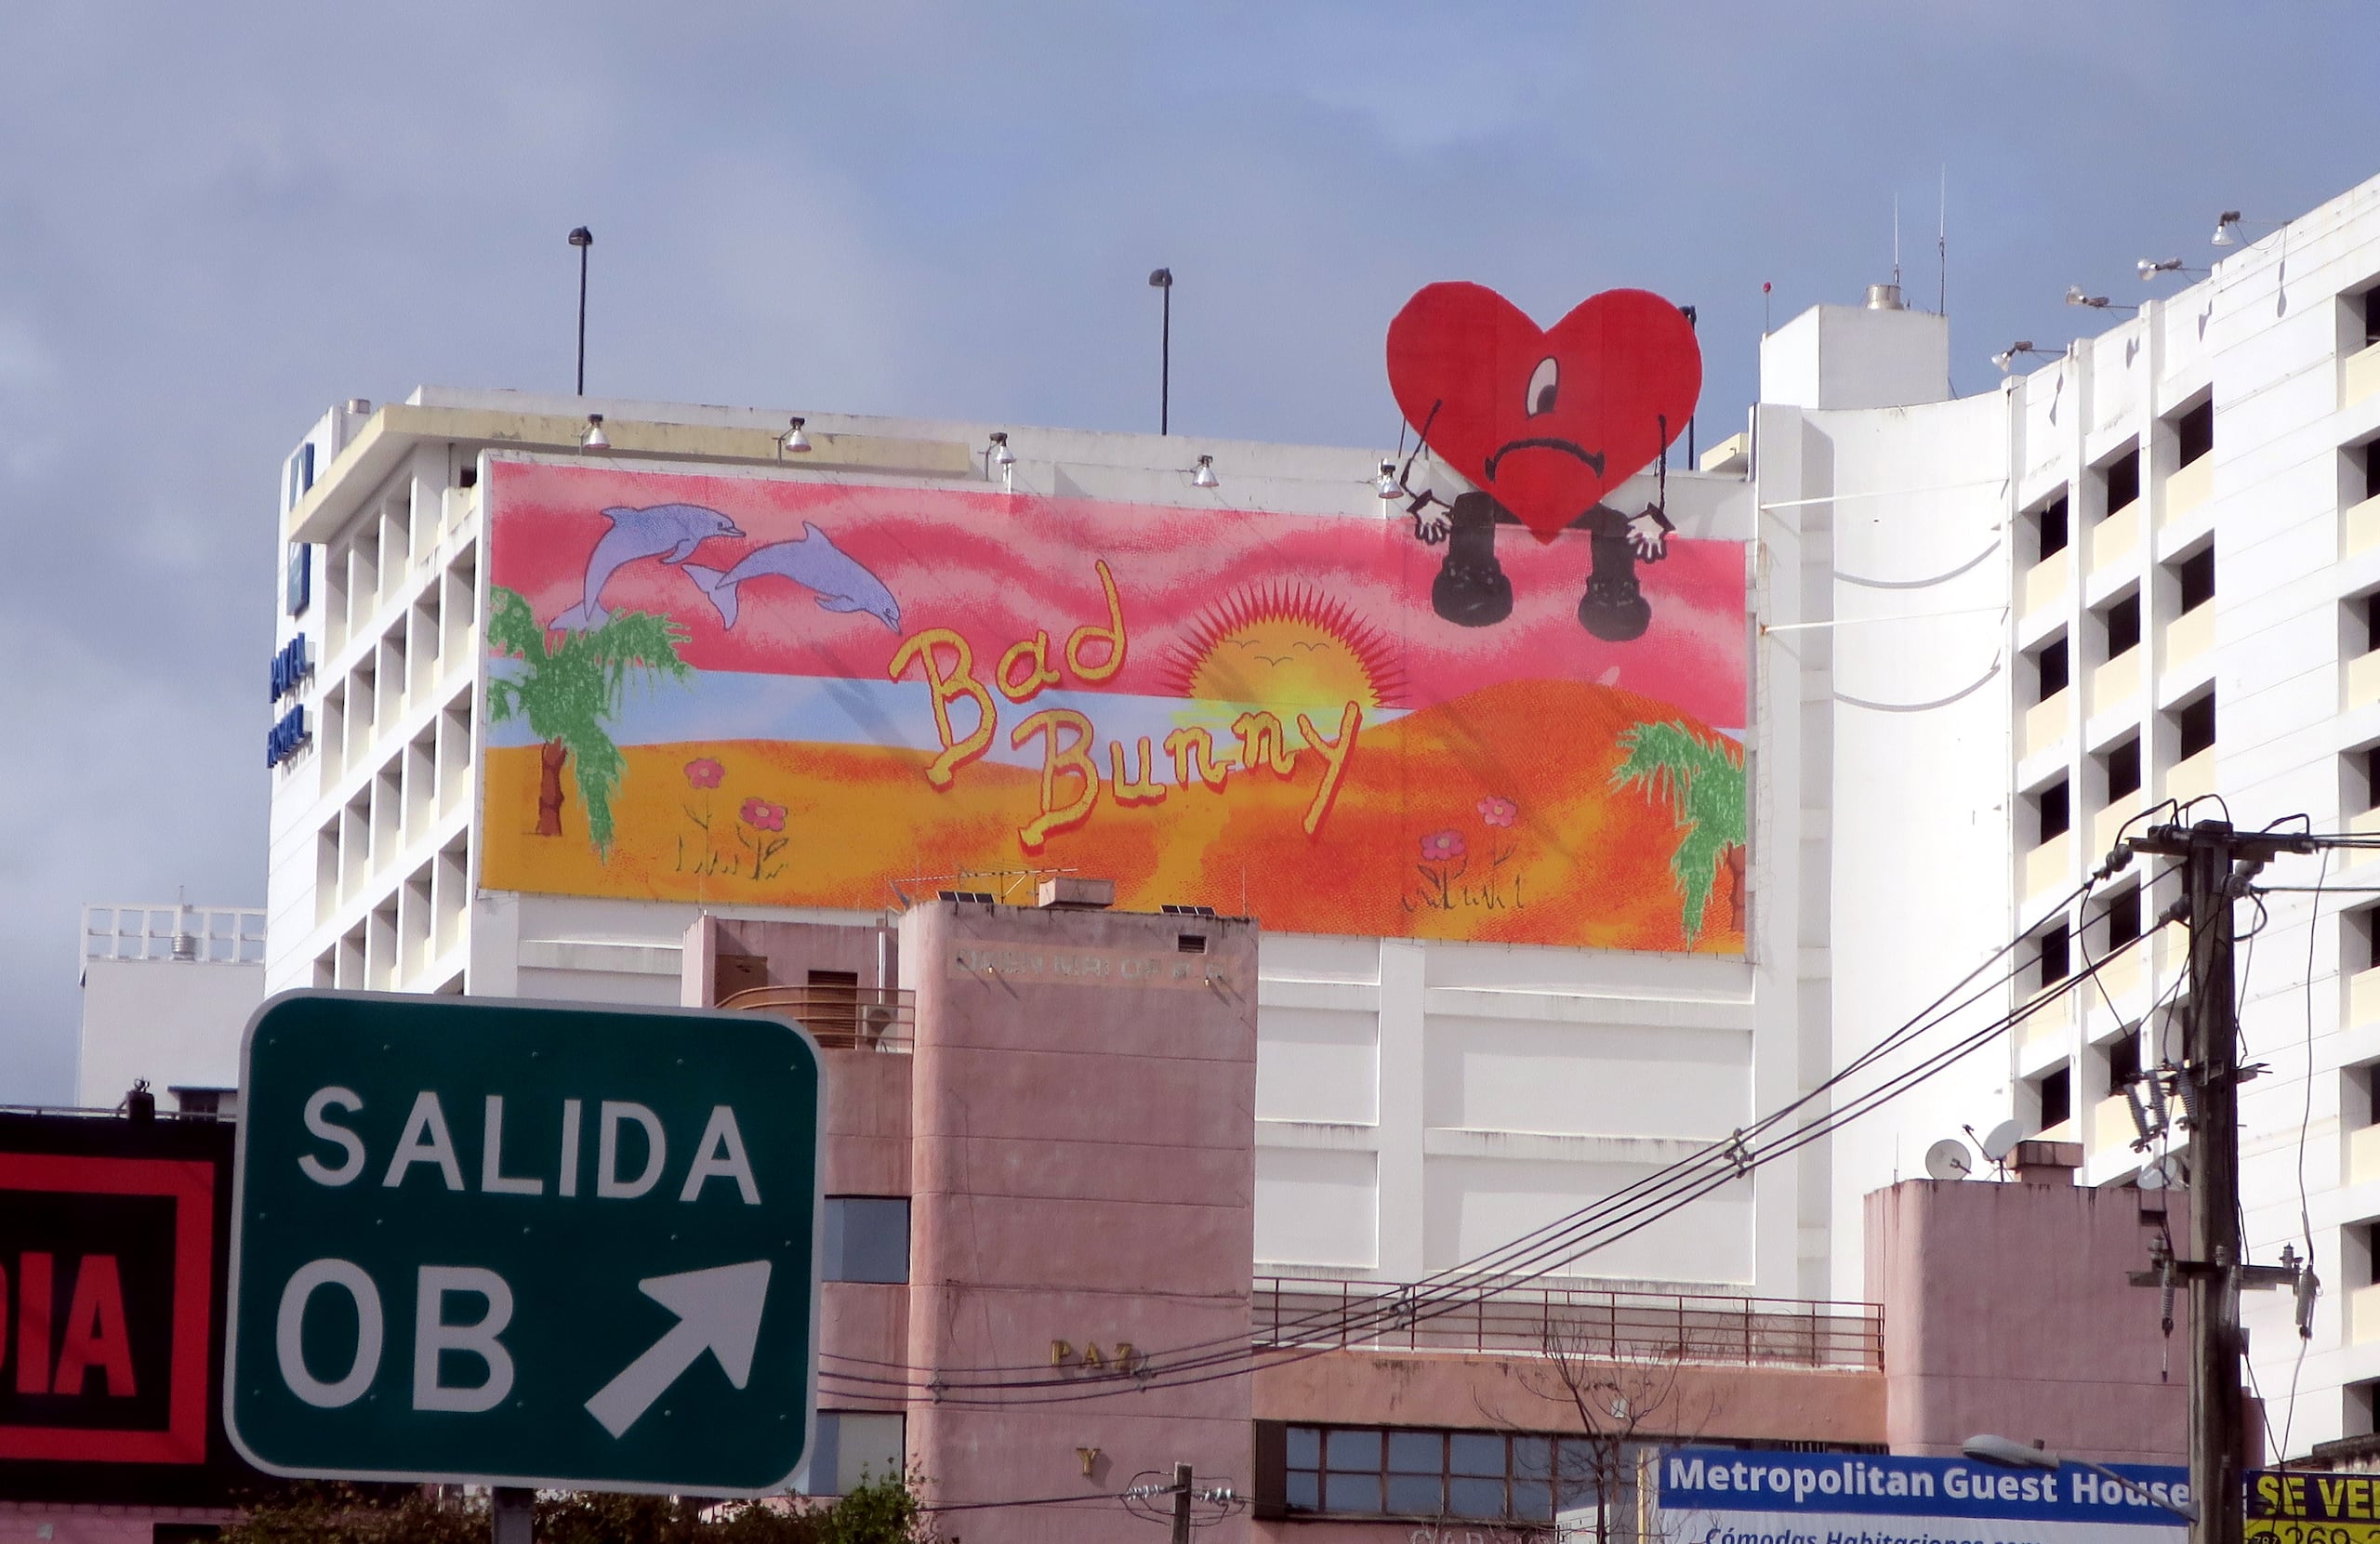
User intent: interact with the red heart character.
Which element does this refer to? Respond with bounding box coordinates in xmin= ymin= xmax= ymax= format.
xmin=1386 ymin=283 xmax=1702 ymax=543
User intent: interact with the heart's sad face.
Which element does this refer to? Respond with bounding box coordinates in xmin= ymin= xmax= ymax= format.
xmin=1386 ymin=284 xmax=1702 ymax=543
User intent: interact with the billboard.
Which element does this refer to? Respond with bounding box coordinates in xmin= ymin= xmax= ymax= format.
xmin=2248 ymin=1471 xmax=2380 ymax=1544
xmin=1656 ymin=1448 xmax=2189 ymax=1544
xmin=0 ymin=1113 xmax=265 ymax=1504
xmin=480 ymin=458 xmax=1747 ymax=952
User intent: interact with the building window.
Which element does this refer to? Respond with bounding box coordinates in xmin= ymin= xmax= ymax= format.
xmin=2034 ymin=636 xmax=2070 ymax=703
xmin=2360 ymin=593 xmax=2380 ymax=657
xmin=2033 ymin=777 xmax=2070 ymax=844
xmin=2348 ymin=1379 xmax=2380 ymax=1441
xmin=2175 ymin=546 xmax=2215 ymax=614
xmin=807 ymin=1411 xmax=904 ymax=1496
xmin=2175 ymin=399 xmax=2214 ymax=468
xmin=2349 ymin=908 xmax=2380 ymax=976
xmin=1278 ymin=1426 xmax=1599 ymax=1524
xmin=2359 ymin=746 xmax=2380 ymax=813
xmin=2106 ymin=1025 xmax=2143 ymax=1092
xmin=2038 ymin=921 xmax=2072 ymax=991
xmin=2101 ymin=592 xmax=2141 ymax=659
xmin=2034 ymin=1063 xmax=2073 ymax=1133
xmin=2103 ymin=885 xmax=2143 ymax=949
xmin=2358 ymin=441 xmax=2380 ymax=505
xmin=2104 ymin=446 xmax=2141 ymax=516
xmin=824 ymin=1196 xmax=910 ymax=1284
xmin=2033 ymin=494 xmax=2070 ymax=561
xmin=2104 ymin=737 xmax=2143 ymax=801
xmin=2350 ymin=1062 xmax=2380 ymax=1130
xmin=2175 ymin=693 xmax=2216 ymax=760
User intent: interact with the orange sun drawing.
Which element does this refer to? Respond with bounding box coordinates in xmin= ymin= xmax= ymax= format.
xmin=1166 ymin=582 xmax=1406 ymax=710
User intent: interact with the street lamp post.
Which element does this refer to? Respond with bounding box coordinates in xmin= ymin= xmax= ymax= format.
xmin=569 ymin=226 xmax=594 ymax=396
xmin=1148 ymin=268 xmax=1173 ymax=435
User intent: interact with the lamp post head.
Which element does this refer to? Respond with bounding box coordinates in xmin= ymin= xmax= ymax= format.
xmin=568 ymin=227 xmax=593 ymax=248
xmin=1962 ymin=1434 xmax=2060 ymax=1471
xmin=1148 ymin=268 xmax=1173 ymax=289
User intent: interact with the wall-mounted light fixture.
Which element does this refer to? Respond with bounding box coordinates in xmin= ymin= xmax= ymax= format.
xmin=581 ymin=413 xmax=610 ymax=450
xmin=1990 ymin=342 xmax=2068 ymax=375
xmin=2210 ymin=210 xmax=2281 ymax=248
xmin=782 ymin=416 xmax=811 ymax=454
xmin=2137 ymin=257 xmax=2208 ymax=282
xmin=1191 ymin=454 xmax=1218 ymax=490
xmin=988 ymin=431 xmax=1015 ymax=468
xmin=2065 ymin=285 xmax=2138 ymax=313
xmin=1375 ymin=460 xmax=1401 ymax=499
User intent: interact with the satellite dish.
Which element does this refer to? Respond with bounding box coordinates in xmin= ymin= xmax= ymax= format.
xmin=1924 ymin=1138 xmax=1974 ymax=1181
xmin=2139 ymin=1155 xmax=2187 ymax=1192
xmin=1979 ymin=1119 xmax=2025 ymax=1164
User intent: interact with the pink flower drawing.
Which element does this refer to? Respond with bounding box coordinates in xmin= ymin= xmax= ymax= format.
xmin=740 ymin=798 xmax=787 ymax=832
xmin=1477 ymin=795 xmax=1518 ymax=827
xmin=1420 ymin=830 xmax=1466 ymax=864
xmin=684 ymin=758 xmax=725 ymax=788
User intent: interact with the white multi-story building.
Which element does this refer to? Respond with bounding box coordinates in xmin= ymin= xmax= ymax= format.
xmin=1753 ymin=170 xmax=2380 ymax=1456
xmin=258 ymin=381 xmax=1860 ymax=1306
xmin=234 ymin=164 xmax=2380 ymax=1458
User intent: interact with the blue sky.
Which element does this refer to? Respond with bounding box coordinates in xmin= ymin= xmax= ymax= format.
xmin=4 ymin=2 xmax=2376 ymax=1100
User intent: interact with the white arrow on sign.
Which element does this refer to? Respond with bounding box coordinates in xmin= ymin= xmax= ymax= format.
xmin=586 ymin=1260 xmax=774 ymax=1439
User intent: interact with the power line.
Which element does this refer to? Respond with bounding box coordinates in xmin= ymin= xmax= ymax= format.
xmin=826 ymin=873 xmax=2104 ymax=1393
xmin=819 ymin=917 xmax=2150 ymax=1408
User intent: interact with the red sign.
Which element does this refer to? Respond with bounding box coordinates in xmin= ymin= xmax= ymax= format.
xmin=0 ymin=1150 xmax=214 ymax=1464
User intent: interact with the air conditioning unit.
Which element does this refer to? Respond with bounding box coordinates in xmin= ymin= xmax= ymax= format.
xmin=857 ymin=1004 xmax=896 ymax=1045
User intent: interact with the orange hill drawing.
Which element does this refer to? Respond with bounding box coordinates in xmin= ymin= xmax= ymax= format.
xmin=481 ymin=677 xmax=1746 ymax=955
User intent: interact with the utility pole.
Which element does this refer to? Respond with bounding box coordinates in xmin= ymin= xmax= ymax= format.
xmin=492 ymin=1485 xmax=532 ymax=1544
xmin=1170 ymin=1459 xmax=1194 ymax=1544
xmin=2126 ymin=818 xmax=2314 ymax=1544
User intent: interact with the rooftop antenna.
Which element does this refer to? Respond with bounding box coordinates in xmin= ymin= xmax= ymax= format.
xmin=1892 ymin=193 xmax=1902 ymax=291
xmin=1937 ymin=165 xmax=1948 ymax=316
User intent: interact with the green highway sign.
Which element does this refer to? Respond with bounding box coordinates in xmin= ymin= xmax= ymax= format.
xmin=225 ymin=992 xmax=823 ymax=1496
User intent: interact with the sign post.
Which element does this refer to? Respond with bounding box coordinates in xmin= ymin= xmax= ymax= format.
xmin=225 ymin=991 xmax=823 ymax=1496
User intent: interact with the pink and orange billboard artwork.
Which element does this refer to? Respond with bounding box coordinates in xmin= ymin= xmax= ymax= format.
xmin=479 ymin=456 xmax=1747 ymax=953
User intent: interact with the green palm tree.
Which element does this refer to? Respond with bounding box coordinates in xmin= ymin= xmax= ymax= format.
xmin=1611 ymin=719 xmax=1748 ymax=944
xmin=485 ymin=586 xmax=690 ymax=854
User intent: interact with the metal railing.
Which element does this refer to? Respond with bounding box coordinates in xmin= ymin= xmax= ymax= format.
xmin=717 ymin=983 xmax=915 ymax=1051
xmin=1251 ymin=1276 xmax=1883 ymax=1369
xmin=82 ymin=904 xmax=265 ymax=965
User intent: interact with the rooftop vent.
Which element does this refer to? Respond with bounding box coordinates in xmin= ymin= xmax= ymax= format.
xmin=1037 ymin=877 xmax=1115 ymax=910
xmin=1865 ymin=284 xmax=1904 ymax=310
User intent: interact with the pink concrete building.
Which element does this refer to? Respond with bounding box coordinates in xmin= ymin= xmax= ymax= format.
xmin=691 ymin=896 xmax=2194 ymax=1544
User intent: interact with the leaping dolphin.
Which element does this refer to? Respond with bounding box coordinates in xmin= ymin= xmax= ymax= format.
xmin=552 ymin=503 xmax=745 ymax=631
xmin=682 ymin=522 xmax=902 ymax=631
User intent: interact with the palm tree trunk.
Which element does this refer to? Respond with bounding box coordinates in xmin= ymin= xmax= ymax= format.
xmin=1726 ymin=845 xmax=1746 ymax=931
xmin=536 ymin=739 xmax=568 ymax=836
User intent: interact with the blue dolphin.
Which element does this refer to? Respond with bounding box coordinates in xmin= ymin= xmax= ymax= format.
xmin=682 ymin=522 xmax=902 ymax=631
xmin=552 ymin=503 xmax=745 ymax=631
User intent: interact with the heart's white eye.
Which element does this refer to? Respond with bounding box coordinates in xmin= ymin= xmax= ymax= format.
xmin=1527 ymin=356 xmax=1559 ymax=416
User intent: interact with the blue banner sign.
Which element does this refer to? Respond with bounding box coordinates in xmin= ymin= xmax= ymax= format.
xmin=1659 ymin=1448 xmax=2189 ymax=1544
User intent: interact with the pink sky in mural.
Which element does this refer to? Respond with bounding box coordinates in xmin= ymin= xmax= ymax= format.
xmin=487 ymin=460 xmax=1746 ymax=728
